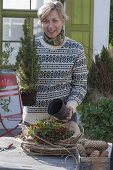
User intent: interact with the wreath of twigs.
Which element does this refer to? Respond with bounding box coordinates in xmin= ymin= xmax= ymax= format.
xmin=21 ymin=123 xmax=84 ymax=156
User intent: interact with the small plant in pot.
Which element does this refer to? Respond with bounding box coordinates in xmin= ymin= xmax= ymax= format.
xmin=15 ymin=19 xmax=40 ymax=106
xmin=0 ymin=42 xmax=16 ymax=89
xmin=0 ymin=43 xmax=15 ymax=110
xmin=0 ymin=42 xmax=15 ymax=71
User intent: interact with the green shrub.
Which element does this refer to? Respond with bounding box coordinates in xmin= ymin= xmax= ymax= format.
xmin=77 ymin=98 xmax=113 ymax=142
xmin=84 ymin=46 xmax=113 ymax=103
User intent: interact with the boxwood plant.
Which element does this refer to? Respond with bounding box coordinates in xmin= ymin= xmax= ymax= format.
xmin=77 ymin=98 xmax=113 ymax=142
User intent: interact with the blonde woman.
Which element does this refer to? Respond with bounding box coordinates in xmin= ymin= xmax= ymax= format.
xmin=23 ymin=1 xmax=88 ymax=138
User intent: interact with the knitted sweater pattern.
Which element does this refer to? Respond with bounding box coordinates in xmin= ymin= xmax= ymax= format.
xmin=27 ymin=36 xmax=88 ymax=114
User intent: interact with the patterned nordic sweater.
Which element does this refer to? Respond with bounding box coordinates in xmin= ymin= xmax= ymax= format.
xmin=23 ymin=36 xmax=88 ymax=124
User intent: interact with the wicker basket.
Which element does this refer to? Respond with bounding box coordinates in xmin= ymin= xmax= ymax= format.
xmin=21 ymin=141 xmax=78 ymax=155
xmin=20 ymin=121 xmax=84 ymax=156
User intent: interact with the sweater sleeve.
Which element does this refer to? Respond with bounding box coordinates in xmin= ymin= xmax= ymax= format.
xmin=67 ymin=46 xmax=88 ymax=108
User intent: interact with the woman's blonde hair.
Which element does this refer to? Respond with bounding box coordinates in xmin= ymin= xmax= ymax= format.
xmin=37 ymin=1 xmax=69 ymax=23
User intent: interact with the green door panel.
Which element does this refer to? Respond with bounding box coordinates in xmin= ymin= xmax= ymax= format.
xmin=70 ymin=31 xmax=90 ymax=65
xmin=66 ymin=0 xmax=94 ymax=67
xmin=72 ymin=0 xmax=91 ymax=25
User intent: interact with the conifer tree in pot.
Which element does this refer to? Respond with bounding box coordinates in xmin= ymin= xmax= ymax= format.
xmin=16 ymin=19 xmax=40 ymax=106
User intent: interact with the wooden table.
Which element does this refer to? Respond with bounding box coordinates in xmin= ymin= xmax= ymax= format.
xmin=0 ymin=137 xmax=77 ymax=170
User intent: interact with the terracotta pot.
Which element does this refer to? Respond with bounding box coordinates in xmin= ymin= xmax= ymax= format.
xmin=21 ymin=91 xmax=37 ymax=106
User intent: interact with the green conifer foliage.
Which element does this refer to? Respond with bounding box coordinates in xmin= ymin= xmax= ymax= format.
xmin=84 ymin=46 xmax=113 ymax=103
xmin=16 ymin=19 xmax=40 ymax=93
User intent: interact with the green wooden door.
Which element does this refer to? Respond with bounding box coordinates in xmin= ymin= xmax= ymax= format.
xmin=65 ymin=0 xmax=94 ymax=67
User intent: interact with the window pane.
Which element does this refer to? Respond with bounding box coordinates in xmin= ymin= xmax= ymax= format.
xmin=33 ymin=18 xmax=43 ymax=37
xmin=3 ymin=42 xmax=20 ymax=64
xmin=3 ymin=0 xmax=30 ymax=9
xmin=31 ymin=0 xmax=44 ymax=9
xmin=3 ymin=18 xmax=25 ymax=41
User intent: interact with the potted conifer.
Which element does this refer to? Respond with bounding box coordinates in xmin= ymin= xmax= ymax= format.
xmin=15 ymin=19 xmax=40 ymax=106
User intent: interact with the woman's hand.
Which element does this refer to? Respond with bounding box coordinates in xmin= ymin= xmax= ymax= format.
xmin=66 ymin=106 xmax=74 ymax=120
xmin=59 ymin=121 xmax=82 ymax=144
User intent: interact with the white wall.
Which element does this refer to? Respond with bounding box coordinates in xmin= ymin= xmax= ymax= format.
xmin=93 ymin=0 xmax=110 ymax=58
